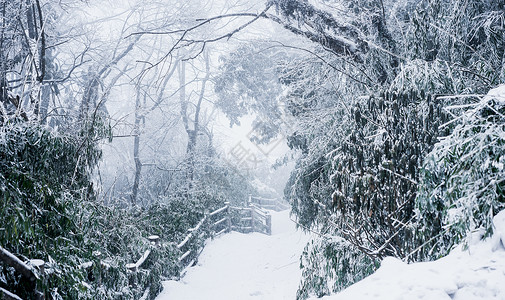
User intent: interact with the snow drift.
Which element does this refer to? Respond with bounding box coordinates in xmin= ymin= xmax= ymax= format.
xmin=312 ymin=210 xmax=505 ymax=300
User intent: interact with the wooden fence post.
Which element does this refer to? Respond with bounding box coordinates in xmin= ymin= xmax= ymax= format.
xmin=224 ymin=202 xmax=231 ymax=233
xmin=148 ymin=235 xmax=160 ymax=246
xmin=0 ymin=246 xmax=37 ymax=283
xmin=266 ymin=212 xmax=272 ymax=235
xmin=93 ymin=251 xmax=102 ymax=286
xmin=29 ymin=259 xmax=45 ymax=300
xmin=126 ymin=263 xmax=137 ymax=288
xmin=249 ymin=203 xmax=255 ymax=233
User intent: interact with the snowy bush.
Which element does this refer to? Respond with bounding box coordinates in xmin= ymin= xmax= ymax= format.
xmin=415 ymin=85 xmax=505 ymax=260
xmin=289 ymin=90 xmax=448 ymax=299
xmin=297 ymin=237 xmax=378 ymax=300
xmin=0 ymin=121 xmax=101 ymax=298
xmin=78 ymin=199 xmax=202 ymax=299
xmin=0 ymin=120 xmax=214 ymax=299
xmin=326 ymin=91 xmax=448 ymax=259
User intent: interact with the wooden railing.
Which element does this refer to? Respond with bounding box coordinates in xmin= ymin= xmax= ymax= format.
xmin=249 ymin=195 xmax=290 ymax=212
xmin=174 ymin=201 xmax=275 ymax=275
xmin=0 ymin=246 xmax=44 ymax=300
xmin=230 ymin=203 xmax=271 ymax=235
xmin=125 ymin=235 xmax=160 ymax=300
xmin=250 ymin=204 xmax=272 ymax=235
xmin=0 ymin=199 xmax=279 ymax=300
xmin=121 ymin=200 xmax=274 ymax=297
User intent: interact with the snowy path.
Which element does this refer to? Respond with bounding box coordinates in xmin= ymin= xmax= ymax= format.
xmin=156 ymin=210 xmax=310 ymax=300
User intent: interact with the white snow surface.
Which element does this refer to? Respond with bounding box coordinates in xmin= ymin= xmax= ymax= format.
xmin=312 ymin=210 xmax=505 ymax=300
xmin=156 ymin=209 xmax=505 ymax=300
xmin=156 ymin=210 xmax=310 ymax=300
xmin=486 ymin=84 xmax=505 ymax=105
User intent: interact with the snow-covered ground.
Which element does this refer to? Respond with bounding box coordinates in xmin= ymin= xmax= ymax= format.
xmin=156 ymin=210 xmax=310 ymax=300
xmin=312 ymin=210 xmax=505 ymax=300
xmin=156 ymin=209 xmax=505 ymax=300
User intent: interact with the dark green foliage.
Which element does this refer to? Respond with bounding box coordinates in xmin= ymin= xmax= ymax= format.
xmin=327 ymin=92 xmax=448 ymax=259
xmin=78 ymin=199 xmax=204 ymax=299
xmin=290 ymin=91 xmax=448 ymax=300
xmin=297 ymin=237 xmax=379 ymax=299
xmin=0 ymin=121 xmax=100 ymax=298
xmin=0 ymin=120 xmax=217 ymax=299
xmin=273 ymin=0 xmax=505 ymax=297
xmin=286 ymin=157 xmax=331 ymax=229
xmin=415 ymin=90 xmax=505 ymax=260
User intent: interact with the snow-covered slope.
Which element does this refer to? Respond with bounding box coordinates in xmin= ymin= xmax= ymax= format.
xmin=154 ymin=209 xmax=505 ymax=300
xmin=312 ymin=210 xmax=505 ymax=300
xmin=156 ymin=210 xmax=310 ymax=300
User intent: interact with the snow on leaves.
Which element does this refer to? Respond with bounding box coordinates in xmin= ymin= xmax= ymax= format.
xmin=416 ymin=85 xmax=505 ymax=260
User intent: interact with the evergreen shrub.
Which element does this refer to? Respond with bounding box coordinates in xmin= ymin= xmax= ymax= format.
xmin=415 ymin=86 xmax=505 ymax=260
xmin=0 ymin=121 xmax=99 ymax=298
xmin=297 ymin=237 xmax=378 ymax=300
xmin=0 ymin=120 xmax=213 ymax=299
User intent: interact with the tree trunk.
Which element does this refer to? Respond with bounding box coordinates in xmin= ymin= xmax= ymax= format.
xmin=131 ymin=87 xmax=143 ymax=205
xmin=179 ymin=51 xmax=211 ymax=188
xmin=178 ymin=60 xmax=193 ymax=191
xmin=78 ymin=35 xmax=141 ymax=125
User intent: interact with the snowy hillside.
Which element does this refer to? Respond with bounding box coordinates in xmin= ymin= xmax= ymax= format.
xmin=156 ymin=210 xmax=310 ymax=300
xmin=311 ymin=210 xmax=505 ymax=300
